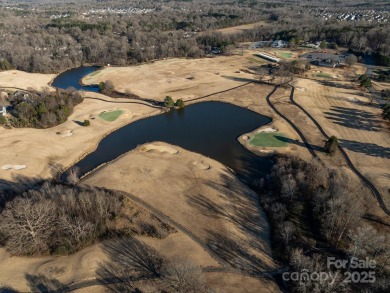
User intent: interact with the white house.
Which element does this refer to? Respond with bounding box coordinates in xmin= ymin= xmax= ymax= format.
xmin=0 ymin=106 xmax=6 ymax=116
xmin=271 ymin=40 xmax=288 ymax=48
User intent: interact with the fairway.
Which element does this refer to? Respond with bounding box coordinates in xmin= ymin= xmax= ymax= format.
xmin=315 ymin=72 xmax=332 ymax=79
xmin=98 ymin=110 xmax=124 ymax=121
xmin=250 ymin=132 xmax=288 ymax=147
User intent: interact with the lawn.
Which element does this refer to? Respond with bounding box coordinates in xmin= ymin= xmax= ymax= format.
xmin=249 ymin=132 xmax=288 ymax=147
xmin=276 ymin=51 xmax=292 ymax=59
xmin=315 ymin=72 xmax=332 ymax=79
xmin=98 ymin=110 xmax=124 ymax=121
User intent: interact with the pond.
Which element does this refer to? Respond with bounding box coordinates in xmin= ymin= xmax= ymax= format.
xmin=54 ymin=67 xmax=274 ymax=183
xmin=52 ymin=66 xmax=101 ymax=92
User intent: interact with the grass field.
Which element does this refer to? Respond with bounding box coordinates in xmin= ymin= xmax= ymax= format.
xmin=98 ymin=110 xmax=124 ymax=121
xmin=276 ymin=51 xmax=292 ymax=59
xmin=250 ymin=132 xmax=288 ymax=147
xmin=315 ymin=72 xmax=332 ymax=79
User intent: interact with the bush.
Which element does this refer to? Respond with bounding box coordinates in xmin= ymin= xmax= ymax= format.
xmin=99 ymin=80 xmax=114 ymax=95
xmin=345 ymin=54 xmax=357 ymax=66
xmin=83 ymin=119 xmax=90 ymax=126
xmin=164 ymin=96 xmax=175 ymax=108
xmin=0 ymin=115 xmax=6 ymax=125
xmin=324 ymin=136 xmax=339 ymax=155
xmin=358 ymin=74 xmax=372 ymax=88
xmin=0 ymin=58 xmax=13 ymax=70
xmin=175 ymin=99 xmax=185 ymax=108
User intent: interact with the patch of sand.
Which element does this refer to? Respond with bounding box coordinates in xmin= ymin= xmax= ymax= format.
xmin=57 ymin=130 xmax=74 ymax=137
xmin=1 ymin=164 xmax=27 ymax=170
xmin=0 ymin=70 xmax=55 ymax=91
xmin=257 ymin=127 xmax=278 ymax=133
xmin=139 ymin=143 xmax=179 ymax=154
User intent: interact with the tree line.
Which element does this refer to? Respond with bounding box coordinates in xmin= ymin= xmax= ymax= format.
xmin=6 ymin=88 xmax=83 ymax=128
xmin=0 ymin=176 xmax=175 ymax=256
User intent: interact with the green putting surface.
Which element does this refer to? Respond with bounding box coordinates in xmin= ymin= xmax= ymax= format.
xmin=249 ymin=132 xmax=289 ymax=147
xmin=276 ymin=51 xmax=292 ymax=59
xmin=98 ymin=110 xmax=124 ymax=121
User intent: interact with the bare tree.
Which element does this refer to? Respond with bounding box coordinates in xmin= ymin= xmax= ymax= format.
xmin=161 ymin=260 xmax=207 ymax=293
xmin=0 ymin=197 xmax=56 ymax=255
xmin=279 ymin=221 xmax=296 ymax=244
xmin=256 ymin=66 xmax=269 ymax=83
xmin=281 ymin=174 xmax=297 ymax=200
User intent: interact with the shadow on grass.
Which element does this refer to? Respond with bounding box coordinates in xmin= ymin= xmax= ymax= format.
xmin=339 ymin=139 xmax=390 ymax=159
xmin=275 ymin=135 xmax=324 ymax=152
xmin=221 ymin=75 xmax=257 ymax=83
xmin=25 ymin=274 xmax=68 ymax=293
xmin=187 ymin=170 xmax=274 ymax=276
xmin=96 ymin=237 xmax=162 ymax=292
xmin=316 ymin=80 xmax=356 ymax=90
xmin=324 ymin=106 xmax=383 ymax=131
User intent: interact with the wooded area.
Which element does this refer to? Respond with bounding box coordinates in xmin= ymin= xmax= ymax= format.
xmin=0 ymin=0 xmax=389 ymax=73
xmin=258 ymin=156 xmax=390 ymax=292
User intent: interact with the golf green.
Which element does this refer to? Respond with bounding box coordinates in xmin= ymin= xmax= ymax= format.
xmin=276 ymin=51 xmax=292 ymax=59
xmin=249 ymin=132 xmax=288 ymax=147
xmin=99 ymin=110 xmax=124 ymax=121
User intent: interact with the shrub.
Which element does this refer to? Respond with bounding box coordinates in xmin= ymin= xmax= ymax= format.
xmin=0 ymin=115 xmax=6 ymax=125
xmin=164 ymin=96 xmax=175 ymax=108
xmin=358 ymin=74 xmax=372 ymax=88
xmin=345 ymin=54 xmax=357 ymax=66
xmin=324 ymin=136 xmax=339 ymax=155
xmin=83 ymin=119 xmax=90 ymax=126
xmin=99 ymin=80 xmax=114 ymax=95
xmin=0 ymin=58 xmax=13 ymax=70
xmin=175 ymin=99 xmax=185 ymax=108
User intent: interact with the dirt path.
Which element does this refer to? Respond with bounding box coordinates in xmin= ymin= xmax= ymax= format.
xmin=265 ymin=85 xmax=318 ymax=158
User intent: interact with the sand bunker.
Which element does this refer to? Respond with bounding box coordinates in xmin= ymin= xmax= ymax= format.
xmin=347 ymin=97 xmax=360 ymax=103
xmin=2 ymin=165 xmax=27 ymax=170
xmin=57 ymin=130 xmax=74 ymax=137
xmin=192 ymin=161 xmax=211 ymax=170
xmin=257 ymin=127 xmax=278 ymax=133
xmin=139 ymin=144 xmax=179 ymax=154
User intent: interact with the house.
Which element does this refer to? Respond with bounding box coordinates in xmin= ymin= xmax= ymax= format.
xmin=316 ymin=59 xmax=337 ymax=68
xmin=0 ymin=106 xmax=6 ymax=116
xmin=271 ymin=40 xmax=288 ymax=48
